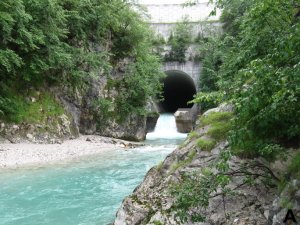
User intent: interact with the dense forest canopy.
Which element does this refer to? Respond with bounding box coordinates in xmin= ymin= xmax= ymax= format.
xmin=0 ymin=0 xmax=164 ymax=123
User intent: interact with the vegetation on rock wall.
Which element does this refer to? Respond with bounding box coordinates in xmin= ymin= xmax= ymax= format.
xmin=194 ymin=0 xmax=300 ymax=159
xmin=171 ymin=0 xmax=300 ymax=222
xmin=164 ymin=18 xmax=193 ymax=63
xmin=0 ymin=0 xmax=163 ymax=124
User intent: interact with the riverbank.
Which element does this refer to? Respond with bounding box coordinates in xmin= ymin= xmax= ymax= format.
xmin=0 ymin=135 xmax=143 ymax=169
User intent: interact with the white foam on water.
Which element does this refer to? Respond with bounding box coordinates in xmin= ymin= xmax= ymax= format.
xmin=146 ymin=113 xmax=187 ymax=140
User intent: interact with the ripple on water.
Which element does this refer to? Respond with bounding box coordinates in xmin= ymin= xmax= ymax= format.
xmin=0 ymin=143 xmax=181 ymax=225
xmin=0 ymin=114 xmax=187 ymax=225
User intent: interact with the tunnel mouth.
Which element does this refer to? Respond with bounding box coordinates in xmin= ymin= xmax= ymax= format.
xmin=158 ymin=70 xmax=197 ymax=113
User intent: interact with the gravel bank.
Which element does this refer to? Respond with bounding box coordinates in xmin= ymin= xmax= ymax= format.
xmin=0 ymin=135 xmax=140 ymax=169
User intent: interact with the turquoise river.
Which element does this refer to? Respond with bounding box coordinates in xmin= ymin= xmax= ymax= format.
xmin=0 ymin=114 xmax=186 ymax=225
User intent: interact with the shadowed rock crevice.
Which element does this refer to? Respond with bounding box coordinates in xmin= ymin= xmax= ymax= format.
xmin=159 ymin=70 xmax=197 ymax=113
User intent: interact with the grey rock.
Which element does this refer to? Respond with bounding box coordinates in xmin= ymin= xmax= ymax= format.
xmin=146 ymin=114 xmax=159 ymax=133
xmin=26 ymin=133 xmax=34 ymax=139
xmin=114 ymin=105 xmax=292 ymax=225
xmin=174 ymin=108 xmax=193 ymax=133
xmin=86 ymin=137 xmax=92 ymax=142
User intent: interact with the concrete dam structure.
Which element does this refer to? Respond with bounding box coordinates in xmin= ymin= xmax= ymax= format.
xmin=138 ymin=1 xmax=220 ymax=131
xmin=159 ymin=62 xmax=201 ymax=112
xmin=145 ymin=1 xmax=221 ymax=40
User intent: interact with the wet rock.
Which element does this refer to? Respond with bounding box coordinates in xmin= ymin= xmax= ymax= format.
xmin=146 ymin=114 xmax=159 ymax=133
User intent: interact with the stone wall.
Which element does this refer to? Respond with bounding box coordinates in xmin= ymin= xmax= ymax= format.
xmin=143 ymin=2 xmax=220 ymax=23
xmin=150 ymin=22 xmax=222 ymax=40
xmin=163 ymin=61 xmax=201 ymax=90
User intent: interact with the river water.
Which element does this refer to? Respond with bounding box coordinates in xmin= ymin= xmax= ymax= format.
xmin=0 ymin=114 xmax=186 ymax=225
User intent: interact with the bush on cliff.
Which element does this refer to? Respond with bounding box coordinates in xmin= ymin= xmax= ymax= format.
xmin=0 ymin=0 xmax=163 ymax=123
xmin=195 ymin=0 xmax=300 ymax=159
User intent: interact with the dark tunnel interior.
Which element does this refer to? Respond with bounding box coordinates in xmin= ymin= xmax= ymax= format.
xmin=159 ymin=70 xmax=197 ymax=113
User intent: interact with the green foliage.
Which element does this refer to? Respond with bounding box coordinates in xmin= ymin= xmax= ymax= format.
xmin=207 ymin=120 xmax=232 ymax=141
xmin=104 ymin=53 xmax=164 ymax=122
xmin=0 ymin=0 xmax=163 ymax=123
xmin=190 ymin=91 xmax=223 ymax=112
xmin=195 ymin=112 xmax=233 ymax=151
xmin=219 ymin=0 xmax=255 ymax=36
xmin=198 ymin=37 xmax=223 ymax=92
xmin=22 ymin=93 xmax=64 ymax=124
xmin=156 ymin=161 xmax=164 ymax=172
xmin=200 ymin=112 xmax=233 ymax=127
xmin=171 ymin=150 xmax=232 ymax=223
xmin=257 ymin=144 xmax=285 ymax=162
xmin=196 ymin=138 xmax=216 ymax=151
xmin=287 ymin=151 xmax=300 ymax=179
xmin=0 ymin=87 xmax=64 ymax=123
xmin=152 ymin=220 xmax=163 ymax=225
xmin=165 ymin=18 xmax=192 ymax=62
xmin=225 ymin=0 xmax=300 ymax=157
xmin=92 ymin=98 xmax=113 ymax=128
xmin=188 ymin=131 xmax=198 ymax=139
xmin=192 ymin=36 xmax=224 ymax=111
xmin=195 ymin=0 xmax=300 ymax=159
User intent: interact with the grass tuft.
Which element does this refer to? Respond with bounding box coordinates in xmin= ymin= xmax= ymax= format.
xmin=200 ymin=112 xmax=233 ymax=127
xmin=188 ymin=131 xmax=198 ymax=139
xmin=196 ymin=138 xmax=216 ymax=151
xmin=287 ymin=151 xmax=300 ymax=179
xmin=207 ymin=121 xmax=232 ymax=141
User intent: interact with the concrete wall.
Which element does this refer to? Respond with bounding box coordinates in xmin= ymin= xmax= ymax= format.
xmin=150 ymin=22 xmax=222 ymax=40
xmin=163 ymin=61 xmax=201 ymax=90
xmin=143 ymin=2 xmax=220 ymax=23
xmin=136 ymin=2 xmax=219 ymax=90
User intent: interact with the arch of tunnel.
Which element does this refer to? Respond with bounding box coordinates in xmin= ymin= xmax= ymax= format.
xmin=158 ymin=70 xmax=197 ymax=113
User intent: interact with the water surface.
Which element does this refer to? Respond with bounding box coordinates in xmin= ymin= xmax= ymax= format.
xmin=0 ymin=114 xmax=186 ymax=225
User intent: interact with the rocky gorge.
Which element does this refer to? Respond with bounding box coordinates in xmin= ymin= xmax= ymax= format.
xmin=114 ymin=106 xmax=300 ymax=225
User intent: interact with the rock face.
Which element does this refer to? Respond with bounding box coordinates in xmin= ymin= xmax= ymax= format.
xmin=0 ymin=113 xmax=78 ymax=144
xmin=0 ymin=62 xmax=150 ymax=142
xmin=145 ymin=100 xmax=160 ymax=133
xmin=99 ymin=114 xmax=147 ymax=141
xmin=146 ymin=115 xmax=159 ymax=133
xmin=114 ymin=106 xmax=300 ymax=225
xmin=270 ymin=180 xmax=300 ymax=225
xmin=53 ymin=62 xmax=150 ymax=142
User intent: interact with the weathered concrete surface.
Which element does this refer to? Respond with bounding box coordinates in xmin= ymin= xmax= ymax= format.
xmin=142 ymin=2 xmax=220 ymax=23
xmin=174 ymin=108 xmax=193 ymax=133
xmin=163 ymin=61 xmax=201 ymax=90
xmin=150 ymin=22 xmax=222 ymax=40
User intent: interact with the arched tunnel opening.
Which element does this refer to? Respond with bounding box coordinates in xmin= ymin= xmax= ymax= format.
xmin=159 ymin=70 xmax=197 ymax=113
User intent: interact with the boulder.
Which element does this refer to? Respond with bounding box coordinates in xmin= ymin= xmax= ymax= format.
xmin=146 ymin=113 xmax=159 ymax=133
xmin=174 ymin=108 xmax=193 ymax=133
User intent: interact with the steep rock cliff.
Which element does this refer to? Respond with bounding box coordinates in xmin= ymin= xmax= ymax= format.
xmin=114 ymin=106 xmax=300 ymax=225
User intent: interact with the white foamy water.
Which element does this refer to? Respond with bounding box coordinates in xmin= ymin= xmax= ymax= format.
xmin=146 ymin=113 xmax=187 ymax=140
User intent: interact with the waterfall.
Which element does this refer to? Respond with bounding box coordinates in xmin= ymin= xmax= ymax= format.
xmin=146 ymin=113 xmax=187 ymax=140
